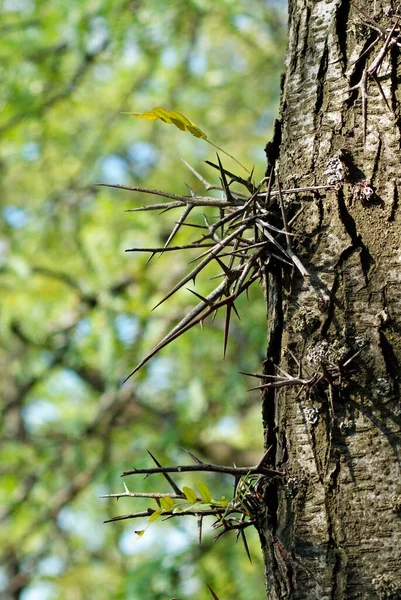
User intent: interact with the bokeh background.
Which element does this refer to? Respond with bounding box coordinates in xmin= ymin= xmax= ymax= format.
xmin=0 ymin=1 xmax=286 ymax=598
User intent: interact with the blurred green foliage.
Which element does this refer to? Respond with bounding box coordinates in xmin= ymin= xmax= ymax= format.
xmin=0 ymin=0 xmax=286 ymax=598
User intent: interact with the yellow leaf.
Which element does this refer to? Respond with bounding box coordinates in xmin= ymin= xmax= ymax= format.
xmin=134 ymin=530 xmax=145 ymax=537
xmin=148 ymin=508 xmax=163 ymax=523
xmin=197 ymin=481 xmax=212 ymax=504
xmin=182 ymin=486 xmax=197 ymax=504
xmin=160 ymin=496 xmax=174 ymax=510
xmin=127 ymin=107 xmax=207 ymax=139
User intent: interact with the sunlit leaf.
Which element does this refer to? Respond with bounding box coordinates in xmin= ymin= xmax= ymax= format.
xmin=182 ymin=486 xmax=197 ymax=504
xmin=148 ymin=508 xmax=163 ymax=523
xmin=198 ymin=481 xmax=212 ymax=504
xmin=160 ymin=496 xmax=175 ymax=510
xmin=134 ymin=530 xmax=145 ymax=537
xmin=220 ymin=496 xmax=229 ymax=508
xmin=126 ymin=107 xmax=207 ymax=139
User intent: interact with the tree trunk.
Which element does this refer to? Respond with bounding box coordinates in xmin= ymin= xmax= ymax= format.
xmin=260 ymin=1 xmax=401 ymax=598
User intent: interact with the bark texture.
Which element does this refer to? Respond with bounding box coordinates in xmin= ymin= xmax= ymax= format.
xmin=260 ymin=1 xmax=401 ymax=598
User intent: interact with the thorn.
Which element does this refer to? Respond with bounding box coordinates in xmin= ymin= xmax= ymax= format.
xmin=181 ymin=447 xmax=204 ymax=464
xmin=147 ymin=451 xmax=183 ymax=496
xmin=185 ymin=183 xmax=197 ymax=197
xmin=231 ymin=301 xmax=241 ymax=320
xmin=223 ymin=303 xmax=232 ymax=358
xmin=213 ymin=255 xmax=235 ymax=279
xmin=145 ymin=252 xmax=156 ymax=265
xmin=186 ymin=288 xmax=214 ymax=305
xmin=163 ymin=204 xmax=193 ymax=249
xmin=205 ymin=160 xmax=253 ymax=192
xmin=206 ymin=583 xmax=221 ymax=600
xmin=240 ymin=529 xmax=252 ymax=563
xmin=216 ymin=153 xmax=234 ymax=203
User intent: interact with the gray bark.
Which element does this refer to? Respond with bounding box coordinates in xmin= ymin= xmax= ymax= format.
xmin=260 ymin=1 xmax=401 ymax=598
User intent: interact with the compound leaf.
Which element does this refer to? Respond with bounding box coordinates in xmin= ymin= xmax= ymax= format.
xmin=126 ymin=107 xmax=207 ymax=139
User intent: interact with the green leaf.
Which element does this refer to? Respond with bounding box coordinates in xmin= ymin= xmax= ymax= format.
xmin=126 ymin=107 xmax=207 ymax=139
xmin=182 ymin=486 xmax=197 ymax=504
xmin=148 ymin=509 xmax=163 ymax=523
xmin=197 ymin=481 xmax=212 ymax=504
xmin=160 ymin=496 xmax=174 ymax=510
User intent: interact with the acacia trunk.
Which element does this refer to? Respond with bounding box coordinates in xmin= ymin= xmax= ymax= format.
xmin=260 ymin=1 xmax=401 ymax=598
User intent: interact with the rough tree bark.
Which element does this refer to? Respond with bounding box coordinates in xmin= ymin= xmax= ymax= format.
xmin=259 ymin=1 xmax=401 ymax=598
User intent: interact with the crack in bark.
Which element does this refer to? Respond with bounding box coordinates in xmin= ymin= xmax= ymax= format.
xmin=371 ymin=134 xmax=382 ymax=185
xmin=335 ymin=0 xmax=350 ymax=72
xmin=337 ymin=187 xmax=372 ymax=282
xmin=320 ymin=242 xmax=359 ymax=338
xmin=325 ymin=459 xmax=346 ymax=600
xmin=389 ymin=180 xmax=399 ymax=221
xmin=315 ymin=42 xmax=329 ymax=118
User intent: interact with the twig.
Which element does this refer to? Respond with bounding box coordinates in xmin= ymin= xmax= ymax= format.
xmin=122 ymin=462 xmax=283 ymax=478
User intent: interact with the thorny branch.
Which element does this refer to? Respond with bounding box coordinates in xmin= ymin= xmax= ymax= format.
xmin=102 ymin=448 xmax=276 ymax=557
xmin=99 ymin=157 xmax=334 ymax=382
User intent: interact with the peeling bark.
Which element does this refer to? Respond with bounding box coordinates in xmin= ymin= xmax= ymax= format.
xmin=260 ymin=1 xmax=401 ymax=598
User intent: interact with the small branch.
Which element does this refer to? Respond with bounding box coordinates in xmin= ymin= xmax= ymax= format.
xmin=122 ymin=463 xmax=283 ymax=478
xmin=104 ymin=507 xmax=227 ymax=524
xmin=96 ymin=183 xmax=243 ymax=207
xmin=100 ymin=491 xmax=183 ymax=500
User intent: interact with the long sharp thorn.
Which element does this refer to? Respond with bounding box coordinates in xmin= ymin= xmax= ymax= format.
xmin=223 ymin=303 xmax=232 ymax=358
xmin=255 ymin=221 xmax=290 ymax=259
xmin=198 ymin=515 xmax=203 ymax=544
xmin=232 ymin=302 xmax=241 ymax=320
xmin=205 ymin=161 xmax=253 ymax=191
xmin=186 ymin=288 xmax=214 ymax=305
xmin=122 ymin=281 xmax=228 ymax=382
xmin=152 ymin=223 xmax=249 ymax=310
xmin=147 ymin=451 xmax=184 ymax=496
xmin=214 ymin=255 xmax=235 ymax=278
xmin=206 ymin=583 xmax=221 ymax=600
xmin=123 ymin=276 xmax=260 ymax=383
xmin=125 ymin=201 xmax=185 ymax=212
xmin=98 ymin=182 xmax=235 ymax=208
xmin=216 ymin=153 xmax=233 ymax=203
xmin=219 ymin=208 xmax=225 ymax=237
xmin=182 ymin=447 xmax=204 ymax=464
xmin=256 ymin=445 xmax=274 ymax=470
xmin=240 ymin=529 xmax=252 ymax=563
xmin=181 ymin=159 xmax=210 ymax=186
xmin=125 ymin=243 xmax=214 ymax=253
xmin=96 ymin=183 xmax=191 ymax=202
xmin=247 ymin=165 xmax=255 ymax=185
xmin=185 ymin=183 xmax=197 ymax=197
xmin=239 ymin=371 xmax=276 ymax=379
xmin=163 ymin=204 xmax=193 ymax=249
xmin=372 ymin=72 xmax=392 ymax=112
xmin=234 ymin=258 xmax=256 ymax=294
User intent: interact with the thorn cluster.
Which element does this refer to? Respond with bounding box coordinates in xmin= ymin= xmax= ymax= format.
xmin=348 ymin=10 xmax=401 ymax=144
xmin=98 ymin=158 xmax=334 ymax=382
xmin=243 ymin=343 xmax=367 ymax=418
